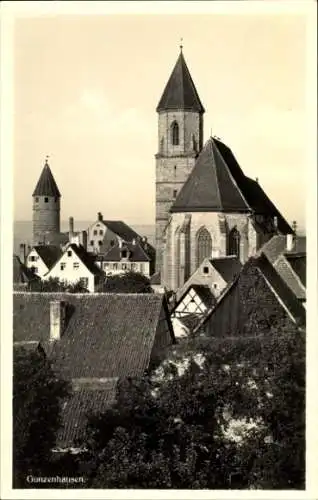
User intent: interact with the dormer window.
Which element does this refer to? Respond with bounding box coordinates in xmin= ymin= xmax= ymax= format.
xmin=171 ymin=121 xmax=179 ymax=146
xmin=110 ymin=240 xmax=115 ymax=247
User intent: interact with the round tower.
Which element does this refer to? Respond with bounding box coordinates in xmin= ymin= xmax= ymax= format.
xmin=32 ymin=157 xmax=61 ymax=245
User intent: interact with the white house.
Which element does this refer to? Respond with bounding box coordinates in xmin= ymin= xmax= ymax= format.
xmin=43 ymin=243 xmax=104 ymax=292
xmin=96 ymin=240 xmax=151 ymax=277
xmin=25 ymin=245 xmax=62 ymax=278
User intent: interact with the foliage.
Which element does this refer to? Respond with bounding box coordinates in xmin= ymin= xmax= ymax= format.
xmin=101 ymin=271 xmax=153 ymax=293
xmin=78 ymin=320 xmax=305 ymax=489
xmin=13 ymin=347 xmax=72 ymax=488
xmin=29 ymin=277 xmax=89 ymax=293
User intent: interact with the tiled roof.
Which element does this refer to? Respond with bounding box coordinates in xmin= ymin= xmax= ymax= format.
xmin=13 ymin=255 xmax=39 ymax=283
xmin=195 ymin=253 xmax=306 ymax=333
xmin=32 ymin=162 xmax=61 ymax=197
xmin=56 ymin=379 xmax=118 ymax=449
xmin=102 ymin=221 xmax=140 ymax=242
xmin=256 ymin=253 xmax=306 ymax=324
xmin=102 ymin=242 xmax=150 ymax=263
xmin=156 ymin=51 xmax=205 ymax=113
xmin=274 ymin=255 xmax=306 ymax=301
xmin=33 ymin=245 xmax=63 ymax=269
xmin=67 ymin=244 xmax=104 ymax=275
xmin=209 ymin=256 xmax=242 ymax=284
xmin=13 ymin=293 xmax=173 ymax=379
xmin=286 ymin=254 xmax=306 ymax=287
xmin=171 ymin=137 xmax=251 ymax=213
xmin=258 ymin=235 xmax=306 ymax=264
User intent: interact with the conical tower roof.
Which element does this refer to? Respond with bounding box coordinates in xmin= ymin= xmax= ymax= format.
xmin=32 ymin=159 xmax=61 ymax=197
xmin=156 ymin=50 xmax=205 ymax=113
xmin=170 ymin=137 xmax=250 ymax=213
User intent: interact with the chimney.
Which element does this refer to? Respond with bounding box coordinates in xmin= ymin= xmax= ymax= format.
xmin=286 ymin=234 xmax=294 ymax=252
xmin=292 ymin=220 xmax=297 ymax=235
xmin=118 ymin=240 xmax=123 ymax=248
xmin=255 ymin=177 xmax=259 ymax=183
xmin=97 ymin=212 xmax=103 ymax=222
xmin=50 ymin=301 xmax=66 ymax=341
xmin=19 ymin=243 xmax=26 ymax=264
xmin=132 ymin=238 xmax=136 ymax=245
xmin=81 ymin=230 xmax=88 ymax=251
xmin=273 ymin=216 xmax=278 ymax=231
xmin=69 ymin=217 xmax=74 ymax=237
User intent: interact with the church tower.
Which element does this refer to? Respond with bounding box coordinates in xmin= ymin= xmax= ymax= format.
xmin=155 ymin=46 xmax=205 ymax=272
xmin=32 ymin=157 xmax=61 ymax=245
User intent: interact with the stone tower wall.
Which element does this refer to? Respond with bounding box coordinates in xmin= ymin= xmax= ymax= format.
xmin=155 ymin=110 xmax=203 ymax=272
xmin=33 ymin=195 xmax=60 ymax=244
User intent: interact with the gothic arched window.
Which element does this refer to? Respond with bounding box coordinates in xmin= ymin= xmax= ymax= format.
xmin=196 ymin=227 xmax=212 ymax=268
xmin=171 ymin=121 xmax=179 ymax=146
xmin=228 ymin=227 xmax=240 ymax=258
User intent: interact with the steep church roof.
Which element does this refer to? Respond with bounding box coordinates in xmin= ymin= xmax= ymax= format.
xmin=171 ymin=137 xmax=251 ymax=213
xmin=170 ymin=137 xmax=293 ymax=233
xmin=32 ymin=160 xmax=61 ymax=198
xmin=156 ymin=50 xmax=205 ymax=113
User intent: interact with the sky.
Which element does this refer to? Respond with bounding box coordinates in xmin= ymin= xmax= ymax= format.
xmin=13 ymin=6 xmax=311 ymax=231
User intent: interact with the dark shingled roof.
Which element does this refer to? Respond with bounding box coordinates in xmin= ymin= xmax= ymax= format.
xmin=156 ymin=51 xmax=205 ymax=113
xmin=33 ymin=245 xmax=63 ymax=269
xmin=56 ymin=380 xmax=118 ymax=449
xmin=195 ymin=253 xmax=306 ymax=333
xmin=170 ymin=137 xmax=292 ymax=233
xmin=32 ymin=162 xmax=61 ymax=197
xmin=209 ymin=256 xmax=243 ymax=283
xmin=13 ymin=293 xmax=174 ymax=379
xmin=102 ymin=242 xmax=150 ymax=263
xmin=285 ymin=254 xmax=306 ymax=287
xmin=103 ymin=221 xmax=141 ymax=242
xmin=171 ymin=137 xmax=250 ymax=213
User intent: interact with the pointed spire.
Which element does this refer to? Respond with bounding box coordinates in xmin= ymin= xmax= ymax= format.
xmin=32 ymin=157 xmax=61 ymax=197
xmin=156 ymin=49 xmax=205 ymax=113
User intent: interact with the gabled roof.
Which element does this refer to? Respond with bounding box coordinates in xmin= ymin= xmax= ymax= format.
xmin=13 ymin=293 xmax=175 ymax=379
xmin=170 ymin=137 xmax=293 ymax=233
xmin=195 ymin=253 xmax=306 ymax=333
xmin=274 ymin=255 xmax=306 ymax=301
xmin=209 ymin=256 xmax=242 ymax=283
xmin=171 ymin=137 xmax=251 ymax=213
xmin=258 ymin=235 xmax=306 ymax=264
xmin=33 ymin=245 xmax=63 ymax=269
xmin=65 ymin=244 xmax=103 ymax=276
xmin=102 ymin=220 xmax=140 ymax=242
xmin=156 ymin=50 xmax=205 ymax=113
xmin=101 ymin=242 xmax=150 ymax=263
xmin=32 ymin=161 xmax=61 ymax=197
xmin=13 ymin=255 xmax=39 ymax=283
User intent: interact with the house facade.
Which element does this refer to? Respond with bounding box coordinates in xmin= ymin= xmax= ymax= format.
xmin=96 ymin=240 xmax=151 ymax=277
xmin=25 ymin=245 xmax=62 ymax=278
xmin=43 ymin=243 xmax=104 ymax=292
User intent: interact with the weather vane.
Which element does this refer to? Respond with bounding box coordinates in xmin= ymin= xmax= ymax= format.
xmin=45 ymin=155 xmax=49 ymax=164
xmin=180 ymin=37 xmax=183 ymax=51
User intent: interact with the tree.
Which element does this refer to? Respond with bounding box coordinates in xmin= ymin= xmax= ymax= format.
xmin=13 ymin=347 xmax=71 ymax=488
xmin=101 ymin=271 xmax=153 ymax=293
xmin=29 ymin=277 xmax=89 ymax=293
xmin=78 ymin=319 xmax=305 ymax=489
